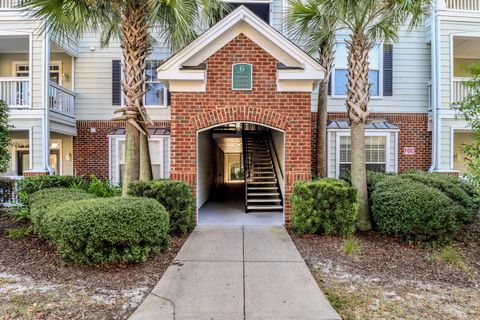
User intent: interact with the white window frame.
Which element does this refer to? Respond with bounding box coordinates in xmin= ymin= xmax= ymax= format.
xmin=335 ymin=131 xmax=392 ymax=178
xmin=49 ymin=61 xmax=63 ymax=86
xmin=110 ymin=135 xmax=170 ymax=185
xmin=144 ymin=60 xmax=168 ymax=108
xmin=331 ymin=42 xmax=384 ymax=99
xmin=12 ymin=61 xmax=30 ymax=77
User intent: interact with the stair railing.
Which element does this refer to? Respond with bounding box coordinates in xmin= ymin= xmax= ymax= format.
xmin=242 ymin=123 xmax=249 ymax=213
xmin=268 ymin=131 xmax=284 ymax=201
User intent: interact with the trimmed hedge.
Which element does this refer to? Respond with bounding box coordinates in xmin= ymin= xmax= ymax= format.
xmin=17 ymin=175 xmax=84 ymax=204
xmin=371 ymin=176 xmax=461 ymax=242
xmin=30 ymin=188 xmax=96 ymax=237
xmin=291 ymin=179 xmax=358 ymax=237
xmin=401 ymin=172 xmax=479 ymax=224
xmin=129 ymin=180 xmax=195 ymax=234
xmin=43 ymin=197 xmax=169 ymax=265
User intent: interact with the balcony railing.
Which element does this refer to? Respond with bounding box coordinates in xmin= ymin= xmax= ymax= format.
xmin=0 ymin=78 xmax=30 ymax=108
xmin=452 ymin=77 xmax=475 ymax=103
xmin=445 ymin=0 xmax=480 ymax=11
xmin=48 ymin=81 xmax=75 ymax=117
xmin=0 ymin=0 xmax=24 ymax=9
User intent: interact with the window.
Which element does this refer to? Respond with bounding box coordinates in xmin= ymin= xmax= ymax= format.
xmin=229 ymin=2 xmax=270 ymax=23
xmin=49 ymin=63 xmax=61 ymax=85
xmin=14 ymin=63 xmax=29 ymax=77
xmin=338 ymin=135 xmax=387 ymax=175
xmin=333 ymin=43 xmax=382 ymax=97
xmin=145 ymin=60 xmax=167 ymax=107
xmin=116 ymin=137 xmax=170 ymax=184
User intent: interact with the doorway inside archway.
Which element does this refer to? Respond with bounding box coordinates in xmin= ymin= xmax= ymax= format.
xmin=197 ymin=122 xmax=284 ymax=225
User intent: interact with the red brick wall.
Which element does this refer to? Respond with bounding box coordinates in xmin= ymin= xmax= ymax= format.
xmin=73 ymin=120 xmax=170 ymax=179
xmin=311 ymin=112 xmax=432 ymax=174
xmin=171 ymin=34 xmax=312 ymax=222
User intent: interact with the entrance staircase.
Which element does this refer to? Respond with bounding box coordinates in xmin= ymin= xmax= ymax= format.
xmin=243 ymin=128 xmax=283 ymax=212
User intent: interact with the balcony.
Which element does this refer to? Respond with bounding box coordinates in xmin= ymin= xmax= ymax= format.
xmin=0 ymin=78 xmax=30 ymax=108
xmin=48 ymin=81 xmax=75 ymax=117
xmin=0 ymin=0 xmax=23 ymax=9
xmin=444 ymin=0 xmax=480 ymax=11
xmin=452 ymin=77 xmax=476 ymax=103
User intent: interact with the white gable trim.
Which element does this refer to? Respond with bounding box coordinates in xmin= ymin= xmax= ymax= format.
xmin=157 ymin=6 xmax=324 ymax=92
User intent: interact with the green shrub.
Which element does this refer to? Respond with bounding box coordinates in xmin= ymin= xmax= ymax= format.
xmin=401 ymin=172 xmax=479 ymax=224
xmin=129 ymin=180 xmax=195 ymax=234
xmin=43 ymin=197 xmax=169 ymax=265
xmin=291 ymin=179 xmax=358 ymax=237
xmin=339 ymin=171 xmax=391 ymax=195
xmin=30 ymin=188 xmax=96 ymax=237
xmin=17 ymin=175 xmax=84 ymax=204
xmin=86 ymin=176 xmax=120 ymax=197
xmin=371 ymin=176 xmax=461 ymax=242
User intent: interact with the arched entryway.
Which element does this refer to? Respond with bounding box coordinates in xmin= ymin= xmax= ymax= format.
xmin=197 ymin=121 xmax=285 ymax=225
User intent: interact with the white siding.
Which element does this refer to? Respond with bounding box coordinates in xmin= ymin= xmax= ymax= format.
xmin=327 ymin=132 xmax=336 ymax=177
xmin=438 ymin=117 xmax=470 ymax=170
xmin=74 ymin=32 xmax=172 ymax=121
xmin=311 ymin=25 xmax=431 ymax=114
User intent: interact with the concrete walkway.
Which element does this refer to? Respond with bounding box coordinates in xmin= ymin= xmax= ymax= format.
xmin=129 ymin=226 xmax=340 ymax=320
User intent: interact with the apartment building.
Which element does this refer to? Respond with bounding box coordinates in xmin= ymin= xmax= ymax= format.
xmin=0 ymin=0 xmax=477 ymax=223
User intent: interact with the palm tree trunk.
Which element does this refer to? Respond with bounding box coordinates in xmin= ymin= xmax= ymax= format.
xmin=316 ymin=82 xmax=328 ymax=178
xmin=140 ymin=134 xmax=153 ymax=181
xmin=117 ymin=3 xmax=153 ymax=195
xmin=346 ymin=31 xmax=372 ymax=231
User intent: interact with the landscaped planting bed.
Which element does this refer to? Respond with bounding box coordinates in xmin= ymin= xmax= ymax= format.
xmin=290 ymin=222 xmax=480 ymax=320
xmin=0 ymin=208 xmax=188 ymax=320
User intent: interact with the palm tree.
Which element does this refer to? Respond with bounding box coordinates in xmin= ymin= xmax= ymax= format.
xmin=287 ymin=0 xmax=337 ymax=178
xmin=23 ymin=0 xmax=230 ymax=195
xmin=314 ymin=0 xmax=430 ymax=230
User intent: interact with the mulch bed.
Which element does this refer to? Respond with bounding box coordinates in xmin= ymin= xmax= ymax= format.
xmin=0 ymin=209 xmax=189 ymax=319
xmin=289 ymin=222 xmax=480 ymax=289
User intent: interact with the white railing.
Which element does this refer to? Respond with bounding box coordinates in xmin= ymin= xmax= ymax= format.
xmin=48 ymin=81 xmax=75 ymax=117
xmin=0 ymin=0 xmax=24 ymax=9
xmin=452 ymin=77 xmax=475 ymax=103
xmin=0 ymin=78 xmax=30 ymax=108
xmin=445 ymin=0 xmax=480 ymax=11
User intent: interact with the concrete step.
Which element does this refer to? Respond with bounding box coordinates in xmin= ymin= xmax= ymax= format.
xmin=248 ymin=199 xmax=282 ymax=203
xmin=247 ymin=205 xmax=283 ymax=211
xmin=248 ymin=192 xmax=280 ymax=197
xmin=248 ymin=186 xmax=278 ymax=190
xmin=247 ymin=181 xmax=278 ymax=185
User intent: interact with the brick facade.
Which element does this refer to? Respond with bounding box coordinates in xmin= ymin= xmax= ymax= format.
xmin=311 ymin=112 xmax=432 ymax=174
xmin=170 ymin=34 xmax=312 ymax=222
xmin=73 ymin=120 xmax=170 ymax=179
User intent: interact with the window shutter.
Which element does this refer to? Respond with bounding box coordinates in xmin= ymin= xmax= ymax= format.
xmin=383 ymin=45 xmax=393 ymax=96
xmin=327 ymin=73 xmax=332 ymax=96
xmin=112 ymin=60 xmax=122 ymax=105
xmin=167 ymin=90 xmax=171 ymax=106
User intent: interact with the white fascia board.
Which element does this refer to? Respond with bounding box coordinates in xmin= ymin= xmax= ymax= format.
xmin=276 ymin=79 xmax=315 ymax=92
xmin=157 ymin=70 xmax=205 ymax=81
xmin=277 ymin=70 xmax=325 ymax=80
xmin=158 ymin=6 xmax=324 ymax=74
xmin=9 ymin=109 xmax=44 ymax=118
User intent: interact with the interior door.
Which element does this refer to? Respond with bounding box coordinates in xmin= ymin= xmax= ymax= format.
xmin=50 ymin=150 xmax=60 ymax=175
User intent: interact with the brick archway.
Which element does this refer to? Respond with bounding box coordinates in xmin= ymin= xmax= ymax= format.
xmin=191 ymin=106 xmax=289 ymax=132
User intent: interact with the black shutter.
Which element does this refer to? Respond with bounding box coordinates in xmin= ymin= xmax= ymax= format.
xmin=167 ymin=90 xmax=171 ymax=106
xmin=327 ymin=73 xmax=332 ymax=96
xmin=112 ymin=60 xmax=122 ymax=105
xmin=383 ymin=45 xmax=393 ymax=96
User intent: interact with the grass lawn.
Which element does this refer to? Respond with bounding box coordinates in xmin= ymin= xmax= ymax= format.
xmin=290 ymin=221 xmax=480 ymax=320
xmin=0 ymin=209 xmax=188 ymax=320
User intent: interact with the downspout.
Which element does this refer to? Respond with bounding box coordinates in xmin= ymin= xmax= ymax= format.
xmin=42 ymin=31 xmax=52 ymax=174
xmin=429 ymin=0 xmax=442 ymax=172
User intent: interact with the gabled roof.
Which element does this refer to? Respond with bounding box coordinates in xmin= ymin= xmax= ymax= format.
xmin=157 ymin=6 xmax=325 ymax=92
